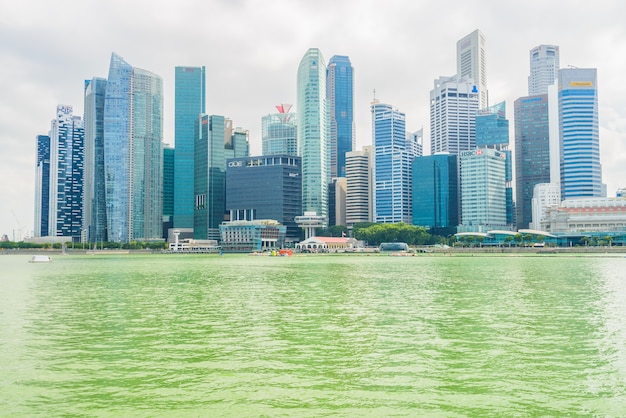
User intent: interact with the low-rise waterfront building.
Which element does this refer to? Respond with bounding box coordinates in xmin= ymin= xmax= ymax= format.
xmin=219 ymin=219 xmax=286 ymax=253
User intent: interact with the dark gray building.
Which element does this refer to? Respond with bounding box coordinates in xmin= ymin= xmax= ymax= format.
xmin=226 ymin=155 xmax=302 ymax=242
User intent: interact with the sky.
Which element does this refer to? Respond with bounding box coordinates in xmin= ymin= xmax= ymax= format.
xmin=1 ymin=0 xmax=625 ymax=240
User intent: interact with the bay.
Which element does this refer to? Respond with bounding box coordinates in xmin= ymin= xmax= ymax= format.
xmin=1 ymin=253 xmax=626 ymax=416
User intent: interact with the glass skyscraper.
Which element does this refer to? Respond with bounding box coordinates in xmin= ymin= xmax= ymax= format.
xmin=514 ymin=95 xmax=551 ymax=229
xmin=83 ymin=77 xmax=107 ymax=243
xmin=528 ymin=45 xmax=559 ymax=96
xmin=34 ymin=134 xmax=51 ymax=237
xmin=297 ymin=48 xmax=329 ymax=223
xmin=412 ymin=154 xmax=458 ymax=235
xmin=163 ymin=146 xmax=175 ymax=238
xmin=194 ymin=115 xmax=248 ymax=240
xmin=558 ymin=68 xmax=602 ymax=199
xmin=174 ymin=66 xmax=205 ymax=229
xmin=372 ymin=102 xmax=418 ymax=224
xmin=456 ymin=29 xmax=488 ymax=109
xmin=104 ymin=53 xmax=163 ymax=242
xmin=261 ymin=104 xmax=297 ymax=156
xmin=327 ymin=55 xmax=354 ymax=178
xmin=48 ymin=105 xmax=84 ymax=239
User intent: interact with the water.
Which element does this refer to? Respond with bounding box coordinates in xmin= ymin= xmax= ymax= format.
xmin=1 ymin=253 xmax=626 ymax=416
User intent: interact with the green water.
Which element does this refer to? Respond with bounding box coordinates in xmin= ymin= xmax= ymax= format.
xmin=1 ymin=253 xmax=626 ymax=416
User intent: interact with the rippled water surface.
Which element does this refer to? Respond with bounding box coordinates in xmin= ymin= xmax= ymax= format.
xmin=1 ymin=253 xmax=626 ymax=416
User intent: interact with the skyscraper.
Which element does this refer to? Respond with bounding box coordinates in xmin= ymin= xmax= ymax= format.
xmin=430 ymin=75 xmax=479 ymax=154
xmin=34 ymin=134 xmax=51 ymax=237
xmin=345 ymin=146 xmax=371 ymax=227
xmin=163 ymin=146 xmax=175 ymax=238
xmin=261 ymin=104 xmax=297 ymax=156
xmin=457 ymin=29 xmax=488 ymax=108
xmin=528 ymin=45 xmax=559 ymax=96
xmin=514 ymin=95 xmax=551 ymax=229
xmin=83 ymin=77 xmax=107 ymax=243
xmin=174 ymin=66 xmax=205 ymax=229
xmin=459 ymin=148 xmax=507 ymax=232
xmin=297 ymin=48 xmax=329 ymax=222
xmin=372 ymin=102 xmax=418 ymax=224
xmin=558 ymin=68 xmax=602 ymax=199
xmin=48 ymin=105 xmax=84 ymax=239
xmin=104 ymin=53 xmax=163 ymax=242
xmin=412 ymin=153 xmax=459 ymax=235
xmin=194 ymin=115 xmax=248 ymax=240
xmin=327 ymin=55 xmax=354 ymax=178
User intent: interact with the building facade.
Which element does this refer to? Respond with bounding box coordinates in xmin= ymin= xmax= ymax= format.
xmin=530 ymin=182 xmax=561 ymax=230
xmin=430 ymin=75 xmax=479 ymax=155
xmin=163 ymin=146 xmax=175 ymax=238
xmin=34 ymin=135 xmax=51 ymax=237
xmin=459 ymin=148 xmax=507 ymax=232
xmin=412 ymin=153 xmax=459 ymax=235
xmin=103 ymin=53 xmax=163 ymax=242
xmin=48 ymin=105 xmax=85 ymax=240
xmin=528 ymin=45 xmax=559 ymax=96
xmin=194 ymin=115 xmax=248 ymax=240
xmin=456 ymin=29 xmax=488 ymax=109
xmin=297 ymin=48 xmax=329 ymax=222
xmin=225 ymin=155 xmax=302 ymax=242
xmin=541 ymin=197 xmax=626 ymax=234
xmin=328 ymin=177 xmax=347 ymax=227
xmin=219 ymin=220 xmax=286 ymax=253
xmin=514 ymin=94 xmax=552 ymax=229
xmin=372 ymin=102 xmax=417 ymax=224
xmin=174 ymin=66 xmax=206 ymax=229
xmin=83 ymin=77 xmax=107 ymax=243
xmin=558 ymin=68 xmax=602 ymax=199
xmin=326 ymin=55 xmax=354 ymax=178
xmin=345 ymin=146 xmax=371 ymax=227
xmin=261 ymin=104 xmax=297 ymax=156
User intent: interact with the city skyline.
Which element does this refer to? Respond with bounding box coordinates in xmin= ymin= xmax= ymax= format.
xmin=2 ymin=0 xmax=626 ymax=238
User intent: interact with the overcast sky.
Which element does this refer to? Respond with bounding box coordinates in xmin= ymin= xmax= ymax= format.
xmin=1 ymin=0 xmax=625 ymax=239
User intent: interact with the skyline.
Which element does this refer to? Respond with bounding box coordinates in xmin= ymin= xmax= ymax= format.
xmin=2 ymin=0 xmax=626 ymax=238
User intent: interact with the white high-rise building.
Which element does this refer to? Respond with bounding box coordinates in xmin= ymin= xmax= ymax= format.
xmin=456 ymin=29 xmax=488 ymax=108
xmin=530 ymin=183 xmax=561 ymax=231
xmin=528 ymin=45 xmax=560 ymax=96
xmin=430 ymin=75 xmax=479 ymax=155
xmin=345 ymin=146 xmax=372 ymax=226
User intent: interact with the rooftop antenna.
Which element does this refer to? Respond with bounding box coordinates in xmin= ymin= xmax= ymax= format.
xmin=371 ymin=88 xmax=379 ymax=105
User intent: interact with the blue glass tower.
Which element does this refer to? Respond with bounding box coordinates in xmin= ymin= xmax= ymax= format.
xmin=558 ymin=68 xmax=602 ymax=199
xmin=412 ymin=154 xmax=458 ymax=235
xmin=262 ymin=104 xmax=297 ymax=156
xmin=514 ymin=95 xmax=551 ymax=229
xmin=163 ymin=146 xmax=175 ymax=238
xmin=34 ymin=134 xmax=51 ymax=237
xmin=83 ymin=77 xmax=108 ymax=242
xmin=104 ymin=53 xmax=163 ymax=242
xmin=174 ymin=66 xmax=205 ymax=229
xmin=372 ymin=102 xmax=417 ymax=224
xmin=327 ymin=55 xmax=354 ymax=178
xmin=297 ymin=48 xmax=328 ymax=222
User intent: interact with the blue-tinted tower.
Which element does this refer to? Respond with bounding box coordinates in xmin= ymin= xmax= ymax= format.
xmin=327 ymin=55 xmax=354 ymax=178
xmin=174 ymin=66 xmax=206 ymax=229
xmin=34 ymin=135 xmax=51 ymax=237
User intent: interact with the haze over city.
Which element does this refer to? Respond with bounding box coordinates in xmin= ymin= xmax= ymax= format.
xmin=2 ymin=0 xmax=625 ymax=239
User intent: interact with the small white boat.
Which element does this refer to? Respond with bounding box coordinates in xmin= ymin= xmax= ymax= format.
xmin=29 ymin=255 xmax=52 ymax=263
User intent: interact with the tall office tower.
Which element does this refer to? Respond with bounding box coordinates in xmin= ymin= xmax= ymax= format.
xmin=459 ymin=148 xmax=507 ymax=232
xmin=558 ymin=68 xmax=602 ymax=199
xmin=372 ymin=102 xmax=418 ymax=224
xmin=163 ymin=146 xmax=175 ymax=238
xmin=345 ymin=145 xmax=371 ymax=227
xmin=528 ymin=45 xmax=559 ymax=96
xmin=83 ymin=77 xmax=107 ymax=243
xmin=34 ymin=134 xmax=51 ymax=237
xmin=48 ymin=105 xmax=85 ymax=239
xmin=262 ymin=104 xmax=297 ymax=156
xmin=297 ymin=48 xmax=329 ymax=222
xmin=411 ymin=154 xmax=459 ymax=236
xmin=104 ymin=53 xmax=163 ymax=243
xmin=475 ymin=102 xmax=514 ymax=226
xmin=514 ymin=95 xmax=551 ymax=229
xmin=194 ymin=115 xmax=248 ymax=240
xmin=430 ymin=75 xmax=479 ymax=154
xmin=457 ymin=29 xmax=488 ymax=108
xmin=328 ymin=177 xmax=347 ymax=227
xmin=327 ymin=55 xmax=355 ymax=178
xmin=174 ymin=66 xmax=205 ymax=229
xmin=226 ymin=155 xmax=302 ymax=242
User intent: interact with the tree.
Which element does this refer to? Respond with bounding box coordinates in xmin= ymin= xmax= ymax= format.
xmin=504 ymin=236 xmax=514 ymax=247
